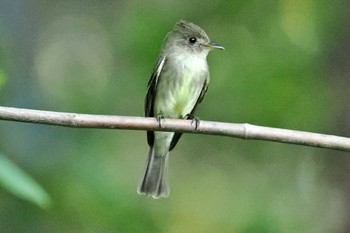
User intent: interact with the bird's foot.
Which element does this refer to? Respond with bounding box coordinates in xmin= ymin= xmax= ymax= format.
xmin=156 ymin=113 xmax=165 ymax=128
xmin=185 ymin=114 xmax=200 ymax=130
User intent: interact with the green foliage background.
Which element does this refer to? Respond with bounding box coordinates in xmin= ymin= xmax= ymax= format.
xmin=0 ymin=0 xmax=349 ymax=232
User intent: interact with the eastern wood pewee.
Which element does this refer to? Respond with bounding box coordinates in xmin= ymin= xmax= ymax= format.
xmin=138 ymin=20 xmax=224 ymax=198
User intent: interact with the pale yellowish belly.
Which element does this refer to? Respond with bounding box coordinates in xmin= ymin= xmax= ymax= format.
xmin=155 ymin=69 xmax=205 ymax=119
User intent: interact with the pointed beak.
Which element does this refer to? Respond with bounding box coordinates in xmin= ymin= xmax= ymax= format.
xmin=205 ymin=42 xmax=225 ymax=50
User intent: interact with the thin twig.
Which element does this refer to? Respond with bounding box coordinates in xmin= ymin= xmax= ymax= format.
xmin=0 ymin=106 xmax=349 ymax=152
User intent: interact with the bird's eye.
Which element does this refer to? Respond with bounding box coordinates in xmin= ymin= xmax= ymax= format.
xmin=189 ymin=37 xmax=197 ymax=44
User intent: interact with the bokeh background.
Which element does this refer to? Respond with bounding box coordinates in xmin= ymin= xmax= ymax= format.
xmin=0 ymin=0 xmax=349 ymax=232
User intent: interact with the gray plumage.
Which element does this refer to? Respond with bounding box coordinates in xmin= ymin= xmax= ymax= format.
xmin=137 ymin=20 xmax=223 ymax=198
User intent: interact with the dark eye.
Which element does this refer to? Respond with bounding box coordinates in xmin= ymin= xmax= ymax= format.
xmin=189 ymin=37 xmax=197 ymax=44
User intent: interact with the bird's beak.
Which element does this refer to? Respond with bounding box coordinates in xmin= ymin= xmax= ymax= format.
xmin=205 ymin=42 xmax=225 ymax=50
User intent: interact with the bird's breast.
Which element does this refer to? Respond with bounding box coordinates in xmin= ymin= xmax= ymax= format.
xmin=154 ymin=54 xmax=209 ymax=118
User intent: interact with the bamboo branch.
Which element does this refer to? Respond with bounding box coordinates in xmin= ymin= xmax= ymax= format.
xmin=0 ymin=106 xmax=349 ymax=152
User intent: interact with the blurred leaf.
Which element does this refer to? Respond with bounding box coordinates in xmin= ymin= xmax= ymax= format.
xmin=0 ymin=153 xmax=51 ymax=209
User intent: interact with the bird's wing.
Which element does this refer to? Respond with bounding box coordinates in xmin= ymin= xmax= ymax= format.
xmin=169 ymin=77 xmax=209 ymax=151
xmin=145 ymin=55 xmax=167 ymax=146
xmin=191 ymin=78 xmax=209 ymax=112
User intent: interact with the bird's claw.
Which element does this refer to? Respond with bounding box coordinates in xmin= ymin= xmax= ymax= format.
xmin=156 ymin=114 xmax=165 ymax=128
xmin=185 ymin=114 xmax=200 ymax=130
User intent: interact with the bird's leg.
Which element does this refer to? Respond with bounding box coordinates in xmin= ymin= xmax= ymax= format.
xmin=185 ymin=113 xmax=200 ymax=130
xmin=156 ymin=112 xmax=165 ymax=128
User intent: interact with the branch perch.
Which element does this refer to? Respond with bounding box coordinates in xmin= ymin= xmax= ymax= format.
xmin=0 ymin=106 xmax=349 ymax=152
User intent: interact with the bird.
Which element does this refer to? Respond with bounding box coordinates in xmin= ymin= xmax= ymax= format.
xmin=137 ymin=20 xmax=224 ymax=198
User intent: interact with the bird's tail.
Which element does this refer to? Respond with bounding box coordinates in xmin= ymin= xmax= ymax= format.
xmin=137 ymin=146 xmax=169 ymax=198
